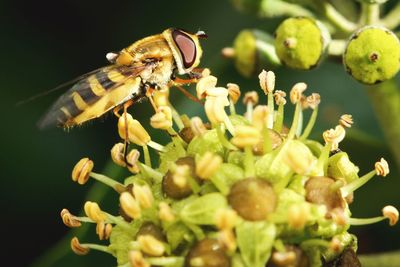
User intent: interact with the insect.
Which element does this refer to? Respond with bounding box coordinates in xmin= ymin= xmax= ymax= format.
xmin=38 ymin=28 xmax=207 ymax=129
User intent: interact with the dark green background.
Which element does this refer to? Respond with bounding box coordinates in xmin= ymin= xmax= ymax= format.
xmin=2 ymin=0 xmax=399 ymax=266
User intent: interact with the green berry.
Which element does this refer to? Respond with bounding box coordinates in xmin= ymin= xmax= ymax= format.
xmin=274 ymin=17 xmax=330 ymax=70
xmin=343 ymin=26 xmax=400 ymax=84
xmin=356 ymin=0 xmax=388 ymax=4
xmin=228 ymin=178 xmax=276 ymax=221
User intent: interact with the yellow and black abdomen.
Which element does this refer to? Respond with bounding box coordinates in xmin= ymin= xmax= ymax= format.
xmin=38 ymin=65 xmax=144 ymax=129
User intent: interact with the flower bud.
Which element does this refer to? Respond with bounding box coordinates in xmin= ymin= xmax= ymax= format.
xmin=275 ymin=17 xmax=330 ymax=70
xmin=158 ymin=202 xmax=175 ymax=222
xmin=72 ymin=157 xmax=94 ymax=185
xmin=118 ymin=114 xmax=150 ymax=146
xmin=344 ymin=26 xmax=400 ymax=84
xmin=226 ymin=29 xmax=280 ymax=77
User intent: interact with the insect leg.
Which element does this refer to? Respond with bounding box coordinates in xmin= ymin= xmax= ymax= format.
xmin=145 ymin=87 xmax=158 ymax=111
xmin=122 ymin=100 xmax=134 ymax=167
xmin=175 ymin=85 xmax=203 ymax=105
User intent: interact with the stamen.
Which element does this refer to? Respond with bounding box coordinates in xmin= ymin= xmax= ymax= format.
xmin=339 ymin=114 xmax=354 ymax=128
xmin=171 ymin=164 xmax=189 ymax=188
xmin=382 ymin=205 xmax=399 ymax=226
xmin=300 ymin=106 xmax=319 ymax=141
xmin=138 ymin=235 xmax=165 ymax=256
xmin=215 ymin=123 xmax=238 ymax=150
xmin=258 ymin=69 xmax=276 ymax=95
xmin=60 ymin=209 xmax=82 ymax=227
xmin=118 ymin=114 xmax=151 ymax=146
xmin=287 ymin=203 xmax=310 ymax=230
xmin=129 ymin=251 xmax=150 ymax=267
xmin=96 ymin=221 xmax=112 ymax=240
xmin=271 ymin=251 xmax=296 ymax=266
xmin=273 ymin=90 xmax=286 ymax=133
xmin=341 ymin=158 xmax=389 ymax=197
xmin=217 ymin=229 xmax=237 ymax=252
xmin=150 ymin=106 xmax=173 ymax=130
xmin=111 ymin=143 xmax=128 ymax=167
xmin=252 ymin=105 xmax=268 ymax=131
xmin=322 ymin=125 xmax=346 ymax=151
xmin=120 ymin=192 xmax=141 ymax=220
xmin=159 ymin=202 xmax=176 ymax=222
xmin=71 ymin=237 xmax=111 ymax=255
xmin=72 ymin=158 xmax=94 ymax=185
xmin=215 ymin=209 xmax=238 ymax=230
xmin=190 ymin=116 xmax=208 ymax=136
xmin=243 ymin=91 xmax=259 ymax=122
xmin=196 ymin=75 xmax=218 ymax=100
xmin=83 ymin=201 xmax=107 ymax=223
xmin=126 ymin=149 xmax=141 ymax=174
xmin=195 ymin=152 xmax=223 ymax=180
xmin=133 ymin=184 xmax=154 ymax=209
xmin=227 ymin=83 xmax=241 ymax=115
xmin=289 ymin=82 xmax=307 ymax=104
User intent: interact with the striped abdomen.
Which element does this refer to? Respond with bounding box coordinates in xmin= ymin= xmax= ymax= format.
xmin=38 ymin=65 xmax=146 ymax=129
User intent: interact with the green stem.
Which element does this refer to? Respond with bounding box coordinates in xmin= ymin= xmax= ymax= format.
xmin=300 ymin=107 xmax=318 ymax=140
xmin=341 ymin=170 xmax=376 ymax=197
xmin=315 ymin=1 xmax=357 ymax=34
xmin=267 ymin=93 xmax=274 ymax=129
xmin=259 ymin=0 xmax=313 ymax=18
xmin=362 ymin=3 xmax=380 ymax=25
xmin=216 ymin=123 xmax=238 ymax=150
xmin=288 ymin=103 xmax=301 ymax=139
xmin=229 ymin=99 xmax=236 ymax=115
xmin=139 ymin=163 xmax=163 ymax=183
xmin=244 ymin=146 xmax=255 ymax=177
xmin=367 ymin=81 xmax=400 ymax=170
xmin=328 ymin=40 xmax=346 ymax=57
xmin=382 ymin=2 xmax=400 ymax=30
xmin=82 ymin=243 xmax=112 ymax=254
xmin=143 ymin=144 xmax=151 ymax=168
xmin=273 ymin=104 xmax=284 ymax=133
xmin=170 ymin=105 xmax=185 ymax=130
xmin=348 ymin=216 xmax=385 ymax=226
xmin=89 ymin=172 xmax=124 ymax=192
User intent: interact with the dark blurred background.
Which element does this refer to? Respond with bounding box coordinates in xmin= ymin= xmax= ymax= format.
xmin=1 ymin=0 xmax=399 ymax=266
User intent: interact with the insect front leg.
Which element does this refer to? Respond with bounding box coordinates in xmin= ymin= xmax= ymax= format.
xmin=120 ymin=100 xmax=134 ymax=167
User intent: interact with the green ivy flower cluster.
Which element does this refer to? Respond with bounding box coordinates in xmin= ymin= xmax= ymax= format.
xmin=225 ymin=0 xmax=400 ymax=84
xmin=63 ymin=70 xmax=398 ymax=267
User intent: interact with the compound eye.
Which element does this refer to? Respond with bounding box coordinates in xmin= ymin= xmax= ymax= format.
xmin=172 ymin=29 xmax=197 ymax=68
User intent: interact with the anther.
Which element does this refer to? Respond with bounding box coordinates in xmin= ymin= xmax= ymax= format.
xmin=84 ymin=201 xmax=107 ymax=223
xmin=196 ymin=152 xmax=223 ymax=180
xmin=60 ymin=208 xmax=82 ymax=228
xmin=119 ymin=192 xmax=141 ymax=219
xmin=71 ymin=237 xmax=90 ymax=255
xmin=72 ymin=158 xmax=94 ymax=185
xmin=138 ymin=234 xmax=165 ymax=256
xmin=258 ymin=69 xmax=275 ymax=94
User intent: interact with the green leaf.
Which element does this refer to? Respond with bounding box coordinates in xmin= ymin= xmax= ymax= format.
xmin=236 ymin=221 xmax=276 ymax=267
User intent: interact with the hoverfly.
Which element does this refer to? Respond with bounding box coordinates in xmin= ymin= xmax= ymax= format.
xmin=38 ymin=28 xmax=207 ymax=129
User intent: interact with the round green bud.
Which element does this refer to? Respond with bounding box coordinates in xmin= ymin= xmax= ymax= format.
xmin=343 ymin=26 xmax=400 ymax=84
xmin=228 ymin=29 xmax=281 ymax=77
xmin=230 ymin=0 xmax=262 ymax=14
xmin=274 ymin=17 xmax=331 ymax=70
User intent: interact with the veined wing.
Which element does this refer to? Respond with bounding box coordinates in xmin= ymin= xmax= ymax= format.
xmin=38 ymin=63 xmax=151 ymax=129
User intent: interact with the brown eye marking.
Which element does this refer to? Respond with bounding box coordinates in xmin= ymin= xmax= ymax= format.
xmin=172 ymin=29 xmax=196 ymax=68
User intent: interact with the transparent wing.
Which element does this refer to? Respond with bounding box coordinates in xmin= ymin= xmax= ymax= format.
xmin=38 ymin=63 xmax=151 ymax=129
